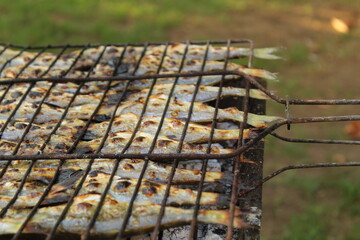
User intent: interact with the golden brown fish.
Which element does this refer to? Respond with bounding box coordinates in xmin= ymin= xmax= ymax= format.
xmin=85 ymin=113 xmax=255 ymax=143
xmin=44 ymin=170 xmax=228 ymax=206
xmin=126 ymin=84 xmax=269 ymax=102
xmin=76 ymin=131 xmax=234 ymax=155
xmin=0 ymin=193 xmax=247 ymax=236
xmin=0 ymin=119 xmax=86 ymax=141
xmin=1 ymin=158 xmax=226 ymax=184
xmin=115 ymin=94 xmax=281 ymax=127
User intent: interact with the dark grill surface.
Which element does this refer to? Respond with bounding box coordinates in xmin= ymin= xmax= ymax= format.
xmin=0 ymin=40 xmax=359 ymax=240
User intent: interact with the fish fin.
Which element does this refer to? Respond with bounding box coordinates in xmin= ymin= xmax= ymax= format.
xmin=253 ymin=47 xmax=284 ymax=60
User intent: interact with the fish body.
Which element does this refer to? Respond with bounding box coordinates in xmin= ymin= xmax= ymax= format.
xmin=0 ymin=119 xmax=86 ymax=141
xmin=147 ymin=43 xmax=282 ymax=60
xmin=0 ymin=179 xmax=51 ymax=208
xmin=45 ymin=170 xmax=227 ymax=206
xmin=2 ymin=158 xmax=225 ymax=184
xmin=0 ymin=100 xmax=115 ymax=124
xmin=0 ymin=193 xmax=247 ymax=236
xmin=116 ymin=94 xmax=281 ymax=127
xmin=1 ymin=85 xmax=120 ymax=108
xmin=0 ymin=168 xmax=226 ymax=208
xmin=76 ymin=43 xmax=281 ymax=62
xmin=0 ymin=135 xmax=74 ymax=155
xmin=76 ymin=131 xmax=233 ymax=154
xmin=109 ymin=73 xmax=239 ymax=91
xmin=132 ymin=55 xmax=277 ymax=80
xmin=86 ymin=113 xmax=251 ymax=143
xmin=127 ymin=84 xmax=269 ymax=102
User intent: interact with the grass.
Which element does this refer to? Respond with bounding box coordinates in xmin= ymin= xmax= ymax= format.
xmin=282 ymin=204 xmax=329 ymax=240
xmin=1 ymin=1 xmax=359 ymax=240
xmin=0 ymin=0 xmax=249 ymax=45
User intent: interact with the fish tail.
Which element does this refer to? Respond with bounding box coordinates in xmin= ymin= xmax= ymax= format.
xmin=197 ymin=209 xmax=249 ymax=228
xmin=249 ymin=89 xmax=270 ymax=100
xmin=239 ymin=67 xmax=278 ymax=81
xmin=253 ymin=47 xmax=283 ymax=60
xmin=247 ymin=113 xmax=283 ymax=128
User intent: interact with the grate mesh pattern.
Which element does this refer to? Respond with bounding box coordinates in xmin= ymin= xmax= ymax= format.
xmin=0 ymin=40 xmax=359 ymax=240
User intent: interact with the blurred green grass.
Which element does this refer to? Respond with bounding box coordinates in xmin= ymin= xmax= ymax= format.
xmin=1 ymin=1 xmax=359 ymax=240
xmin=0 ymin=0 xmax=247 ymax=44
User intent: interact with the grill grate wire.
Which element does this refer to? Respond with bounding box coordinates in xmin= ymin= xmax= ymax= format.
xmin=0 ymin=40 xmax=359 ymax=240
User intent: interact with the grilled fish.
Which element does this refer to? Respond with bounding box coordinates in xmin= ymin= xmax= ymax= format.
xmin=0 ymin=135 xmax=74 ymax=155
xmin=3 ymin=158 xmax=226 ymax=184
xmin=76 ymin=131 xmax=234 ymax=154
xmin=0 ymin=193 xmax=247 ymax=236
xmin=147 ymin=43 xmax=282 ymax=60
xmin=0 ymin=118 xmax=86 ymax=141
xmin=0 ymin=85 xmax=121 ymax=108
xmin=132 ymin=55 xmax=277 ymax=80
xmin=78 ymin=43 xmax=281 ymax=61
xmin=126 ymin=84 xmax=269 ymax=102
xmin=0 ymin=100 xmax=114 ymax=124
xmin=0 ymin=179 xmax=51 ymax=209
xmin=106 ymin=73 xmax=239 ymax=91
xmin=0 ymin=168 xmax=226 ymax=208
xmin=43 ymin=170 xmax=227 ymax=207
xmin=0 ymin=64 xmax=87 ymax=79
xmin=116 ymin=94 xmax=281 ymax=127
xmin=85 ymin=113 xmax=254 ymax=143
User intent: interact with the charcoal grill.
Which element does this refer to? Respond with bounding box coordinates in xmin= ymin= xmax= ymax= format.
xmin=0 ymin=40 xmax=359 ymax=240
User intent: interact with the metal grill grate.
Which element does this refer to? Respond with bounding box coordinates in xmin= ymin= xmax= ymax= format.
xmin=0 ymin=40 xmax=359 ymax=240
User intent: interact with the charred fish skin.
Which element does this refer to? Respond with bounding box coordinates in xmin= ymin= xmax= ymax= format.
xmin=147 ymin=43 xmax=282 ymax=60
xmin=2 ymin=158 xmax=226 ymax=184
xmin=0 ymin=119 xmax=86 ymax=142
xmin=0 ymin=135 xmax=75 ymax=155
xmin=116 ymin=159 xmax=225 ymax=184
xmin=44 ymin=170 xmax=227 ymax=207
xmin=115 ymin=94 xmax=282 ymax=127
xmin=76 ymin=131 xmax=234 ymax=155
xmin=86 ymin=113 xmax=249 ymax=143
xmin=0 ymin=179 xmax=50 ymax=209
xmin=126 ymin=84 xmax=269 ymax=102
xmin=129 ymin=55 xmax=277 ymax=81
xmin=0 ymin=193 xmax=248 ymax=236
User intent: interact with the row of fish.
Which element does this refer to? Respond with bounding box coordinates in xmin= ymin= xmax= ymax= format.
xmin=1 ymin=43 xmax=281 ymax=82
xmin=0 ymin=42 xmax=276 ymax=236
xmin=0 ymin=83 xmax=268 ymax=108
xmin=0 ymin=193 xmax=247 ymax=237
xmin=0 ymin=157 xmax=247 ymax=236
xmin=0 ymin=93 xmax=279 ymax=125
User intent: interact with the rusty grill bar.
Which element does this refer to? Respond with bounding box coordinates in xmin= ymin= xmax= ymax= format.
xmin=0 ymin=40 xmax=359 ymax=240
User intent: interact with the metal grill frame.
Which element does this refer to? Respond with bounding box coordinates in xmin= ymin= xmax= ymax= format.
xmin=0 ymin=40 xmax=359 ymax=240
